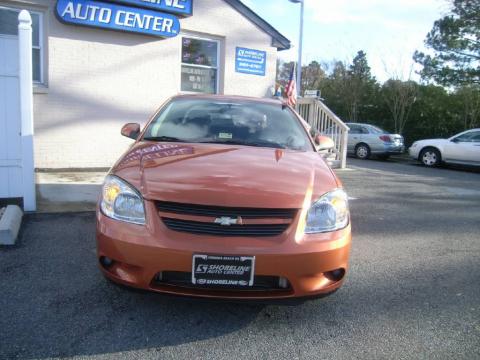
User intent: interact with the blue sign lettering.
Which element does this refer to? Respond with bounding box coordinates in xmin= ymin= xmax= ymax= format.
xmin=56 ymin=0 xmax=181 ymax=38
xmin=112 ymin=0 xmax=192 ymax=17
xmin=235 ymin=47 xmax=266 ymax=76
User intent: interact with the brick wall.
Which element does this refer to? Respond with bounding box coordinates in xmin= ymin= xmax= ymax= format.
xmin=4 ymin=0 xmax=279 ymax=168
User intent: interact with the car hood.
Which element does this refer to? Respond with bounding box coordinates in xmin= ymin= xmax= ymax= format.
xmin=111 ymin=142 xmax=339 ymax=209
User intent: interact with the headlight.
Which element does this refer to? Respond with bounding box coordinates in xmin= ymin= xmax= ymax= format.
xmin=305 ymin=189 xmax=349 ymax=233
xmin=100 ymin=175 xmax=146 ymax=225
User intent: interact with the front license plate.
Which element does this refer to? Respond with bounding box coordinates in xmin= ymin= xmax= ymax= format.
xmin=192 ymin=254 xmax=255 ymax=287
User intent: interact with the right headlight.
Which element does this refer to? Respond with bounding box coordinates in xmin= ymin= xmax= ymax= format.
xmin=100 ymin=175 xmax=146 ymax=225
xmin=305 ymin=189 xmax=349 ymax=233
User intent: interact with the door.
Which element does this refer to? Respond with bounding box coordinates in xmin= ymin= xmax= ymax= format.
xmin=347 ymin=124 xmax=363 ymax=153
xmin=444 ymin=130 xmax=480 ymax=164
xmin=0 ymin=8 xmax=22 ymax=198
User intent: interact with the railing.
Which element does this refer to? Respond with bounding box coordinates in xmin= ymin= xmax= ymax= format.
xmin=297 ymin=98 xmax=349 ymax=169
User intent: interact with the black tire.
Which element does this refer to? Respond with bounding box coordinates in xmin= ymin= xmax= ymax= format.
xmin=420 ymin=147 xmax=441 ymax=167
xmin=355 ymin=143 xmax=371 ymax=159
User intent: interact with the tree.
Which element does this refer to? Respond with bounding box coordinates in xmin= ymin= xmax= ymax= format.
xmin=318 ymin=61 xmax=351 ymax=120
xmin=404 ymin=84 xmax=462 ymax=144
xmin=276 ymin=60 xmax=295 ymax=90
xmin=455 ymin=85 xmax=480 ymax=128
xmin=413 ymin=0 xmax=480 ymax=86
xmin=301 ymin=61 xmax=325 ymax=91
xmin=345 ymin=51 xmax=378 ymax=122
xmin=382 ymin=79 xmax=418 ymax=134
xmin=318 ymin=54 xmax=379 ymax=123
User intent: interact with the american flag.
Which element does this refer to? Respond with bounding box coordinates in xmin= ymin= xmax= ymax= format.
xmin=285 ymin=63 xmax=297 ymax=107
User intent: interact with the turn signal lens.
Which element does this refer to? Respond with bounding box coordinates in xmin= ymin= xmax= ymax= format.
xmin=104 ymin=184 xmax=120 ymax=203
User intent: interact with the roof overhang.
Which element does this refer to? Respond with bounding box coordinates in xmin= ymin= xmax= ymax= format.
xmin=224 ymin=0 xmax=291 ymax=51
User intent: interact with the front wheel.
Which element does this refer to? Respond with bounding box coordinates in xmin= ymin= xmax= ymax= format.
xmin=420 ymin=148 xmax=441 ymax=167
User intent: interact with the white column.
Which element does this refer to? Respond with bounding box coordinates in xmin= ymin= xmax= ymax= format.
xmin=18 ymin=10 xmax=36 ymax=211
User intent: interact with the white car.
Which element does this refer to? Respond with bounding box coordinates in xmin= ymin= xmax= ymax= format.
xmin=409 ymin=129 xmax=480 ymax=167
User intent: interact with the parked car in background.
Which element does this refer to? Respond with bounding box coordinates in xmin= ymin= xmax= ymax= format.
xmin=409 ymin=129 xmax=480 ymax=167
xmin=345 ymin=123 xmax=405 ymax=160
xmin=96 ymin=95 xmax=352 ymax=300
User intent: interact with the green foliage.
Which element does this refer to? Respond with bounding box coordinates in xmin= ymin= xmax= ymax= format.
xmin=276 ymin=60 xmax=326 ymax=93
xmin=413 ymin=0 xmax=480 ymax=86
xmin=276 ymin=51 xmax=480 ymax=146
xmin=317 ymin=52 xmax=379 ymax=122
xmin=382 ymin=79 xmax=418 ymax=134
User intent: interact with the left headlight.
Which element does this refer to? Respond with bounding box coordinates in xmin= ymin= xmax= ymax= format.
xmin=100 ymin=175 xmax=146 ymax=225
xmin=305 ymin=189 xmax=349 ymax=233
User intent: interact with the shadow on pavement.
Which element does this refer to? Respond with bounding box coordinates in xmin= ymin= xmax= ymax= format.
xmin=0 ymin=212 xmax=266 ymax=359
xmin=1 ymin=174 xmax=479 ymax=358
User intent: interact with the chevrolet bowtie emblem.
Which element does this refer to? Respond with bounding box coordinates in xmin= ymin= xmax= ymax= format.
xmin=214 ymin=216 xmax=243 ymax=226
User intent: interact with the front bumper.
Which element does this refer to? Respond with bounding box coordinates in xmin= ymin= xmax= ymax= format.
xmin=409 ymin=146 xmax=420 ymax=159
xmin=96 ymin=203 xmax=352 ymax=300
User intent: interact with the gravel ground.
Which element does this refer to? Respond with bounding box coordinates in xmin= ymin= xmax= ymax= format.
xmin=1 ymin=159 xmax=479 ymax=359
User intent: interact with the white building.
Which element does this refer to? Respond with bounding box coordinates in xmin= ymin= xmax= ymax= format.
xmin=0 ymin=0 xmax=290 ymax=176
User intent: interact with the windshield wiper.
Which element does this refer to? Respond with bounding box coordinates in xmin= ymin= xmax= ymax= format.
xmin=142 ymin=136 xmax=188 ymax=143
xmin=199 ymin=139 xmax=286 ymax=149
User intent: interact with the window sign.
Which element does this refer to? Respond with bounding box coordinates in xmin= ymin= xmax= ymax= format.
xmin=235 ymin=47 xmax=266 ymax=76
xmin=181 ymin=65 xmax=216 ymax=93
xmin=112 ymin=0 xmax=193 ymax=17
xmin=56 ymin=0 xmax=181 ymax=38
xmin=181 ymin=37 xmax=218 ymax=94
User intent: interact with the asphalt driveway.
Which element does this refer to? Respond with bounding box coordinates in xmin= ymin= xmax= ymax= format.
xmin=1 ymin=160 xmax=479 ymax=359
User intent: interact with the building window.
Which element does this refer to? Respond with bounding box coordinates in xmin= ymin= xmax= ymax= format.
xmin=181 ymin=37 xmax=219 ymax=94
xmin=0 ymin=7 xmax=44 ymax=83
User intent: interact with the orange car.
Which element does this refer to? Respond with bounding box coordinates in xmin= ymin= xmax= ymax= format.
xmin=96 ymin=95 xmax=351 ymax=300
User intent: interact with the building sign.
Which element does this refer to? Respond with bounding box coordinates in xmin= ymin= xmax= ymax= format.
xmin=235 ymin=47 xmax=266 ymax=76
xmin=112 ymin=0 xmax=193 ymax=17
xmin=56 ymin=0 xmax=181 ymax=38
xmin=304 ymin=90 xmax=321 ymax=98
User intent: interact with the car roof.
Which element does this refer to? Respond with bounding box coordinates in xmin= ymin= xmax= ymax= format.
xmin=170 ymin=94 xmax=285 ymax=106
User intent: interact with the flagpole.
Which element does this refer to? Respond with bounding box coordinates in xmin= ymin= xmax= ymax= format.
xmin=289 ymin=0 xmax=304 ymax=97
xmin=298 ymin=0 xmax=304 ymax=97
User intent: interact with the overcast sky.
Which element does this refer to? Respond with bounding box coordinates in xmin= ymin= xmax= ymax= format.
xmin=242 ymin=0 xmax=451 ymax=82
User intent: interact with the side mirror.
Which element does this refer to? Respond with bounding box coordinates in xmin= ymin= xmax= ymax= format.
xmin=121 ymin=123 xmax=141 ymax=140
xmin=315 ymin=135 xmax=335 ymax=151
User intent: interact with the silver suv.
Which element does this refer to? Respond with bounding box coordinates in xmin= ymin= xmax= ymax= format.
xmin=346 ymin=123 xmax=404 ymax=160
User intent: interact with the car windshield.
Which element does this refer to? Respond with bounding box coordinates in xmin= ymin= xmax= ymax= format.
xmin=143 ymin=98 xmax=312 ymax=151
xmin=453 ymin=130 xmax=480 ymax=142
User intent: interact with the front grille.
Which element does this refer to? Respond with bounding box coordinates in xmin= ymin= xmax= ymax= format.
xmin=155 ymin=271 xmax=290 ymax=291
xmin=156 ymin=201 xmax=296 ymax=219
xmin=162 ymin=218 xmax=289 ymax=237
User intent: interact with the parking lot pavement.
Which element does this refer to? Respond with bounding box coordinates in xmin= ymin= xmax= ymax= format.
xmin=1 ymin=161 xmax=479 ymax=360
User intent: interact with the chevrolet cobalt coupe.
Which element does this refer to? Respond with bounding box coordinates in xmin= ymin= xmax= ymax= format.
xmin=96 ymin=95 xmax=351 ymax=300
